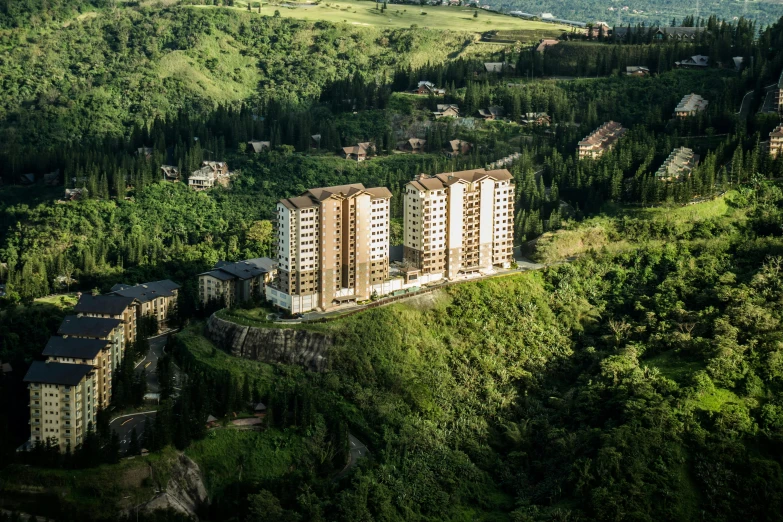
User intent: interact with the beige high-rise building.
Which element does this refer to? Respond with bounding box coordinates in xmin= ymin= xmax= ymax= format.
xmin=403 ymin=169 xmax=515 ymax=281
xmin=24 ymin=361 xmax=98 ymax=452
xmin=43 ymin=337 xmax=113 ymax=410
xmin=266 ymin=184 xmax=392 ymax=313
xmin=770 ymin=125 xmax=783 ymax=159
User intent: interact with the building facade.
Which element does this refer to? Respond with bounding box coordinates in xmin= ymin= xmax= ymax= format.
xmin=403 ymin=169 xmax=515 ymax=282
xmin=111 ymin=280 xmax=180 ymax=331
xmin=266 ymin=184 xmax=392 ymax=313
xmin=24 ymin=361 xmax=98 ymax=452
xmin=655 ymin=147 xmax=700 ymax=181
xmin=188 ymin=161 xmax=231 ymax=190
xmin=578 ymin=122 xmax=627 ymax=159
xmin=770 ymin=125 xmax=783 ymax=159
xmin=674 ymin=93 xmax=708 ymax=118
xmin=74 ymin=294 xmax=140 ymax=346
xmin=43 ymin=337 xmax=112 ymax=410
xmin=199 ymin=258 xmax=277 ymax=307
xmin=57 ymin=316 xmax=125 ymax=374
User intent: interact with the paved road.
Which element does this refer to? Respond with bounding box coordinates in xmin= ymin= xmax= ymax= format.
xmin=335 ymin=434 xmax=369 ymax=480
xmin=738 ymin=90 xmax=754 ymax=118
xmin=135 ymin=334 xmax=167 ymax=392
xmin=109 ymin=411 xmax=156 ymax=452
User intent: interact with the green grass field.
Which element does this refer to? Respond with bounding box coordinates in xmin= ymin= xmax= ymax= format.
xmin=213 ymin=0 xmax=567 ymax=37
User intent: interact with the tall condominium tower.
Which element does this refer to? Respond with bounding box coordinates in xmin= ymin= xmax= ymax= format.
xmin=266 ymin=184 xmax=392 ymax=313
xmin=403 ymin=169 xmax=515 ymax=280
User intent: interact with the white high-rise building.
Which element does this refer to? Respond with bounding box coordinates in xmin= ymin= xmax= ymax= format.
xmin=403 ymin=169 xmax=515 ymax=282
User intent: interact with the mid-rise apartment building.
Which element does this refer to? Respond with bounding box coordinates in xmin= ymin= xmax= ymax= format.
xmin=57 ymin=316 xmax=125 ymax=373
xmin=403 ymin=169 xmax=514 ymax=282
xmin=199 ymin=257 xmax=277 ymax=307
xmin=266 ymin=184 xmax=392 ymax=313
xmin=578 ymin=122 xmax=627 ymax=159
xmin=24 ymin=361 xmax=97 ymax=452
xmin=674 ymin=93 xmax=708 ymax=118
xmin=770 ymin=125 xmax=783 ymax=159
xmin=74 ymin=294 xmax=140 ymax=346
xmin=111 ymin=280 xmax=180 ymax=331
xmin=655 ymin=147 xmax=700 ymax=181
xmin=43 ymin=337 xmax=112 ymax=409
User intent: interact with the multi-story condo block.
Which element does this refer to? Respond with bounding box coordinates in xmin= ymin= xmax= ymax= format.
xmin=266 ymin=184 xmax=392 ymax=313
xmin=43 ymin=337 xmax=112 ymax=410
xmin=111 ymin=280 xmax=180 ymax=331
xmin=403 ymin=169 xmax=514 ymax=282
xmin=58 ymin=316 xmax=125 ymax=374
xmin=674 ymin=93 xmax=708 ymax=118
xmin=578 ymin=122 xmax=627 ymax=159
xmin=24 ymin=361 xmax=97 ymax=452
xmin=199 ymin=257 xmax=277 ymax=307
xmin=655 ymin=147 xmax=700 ymax=181
xmin=770 ymin=125 xmax=783 ymax=159
xmin=74 ymin=294 xmax=140 ymax=346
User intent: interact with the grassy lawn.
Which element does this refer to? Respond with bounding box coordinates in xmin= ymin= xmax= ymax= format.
xmin=33 ymin=292 xmax=79 ymax=309
xmin=209 ymin=0 xmax=567 ymax=37
xmin=186 ymin=429 xmax=305 ymax=497
xmin=176 ymin=323 xmax=276 ymax=381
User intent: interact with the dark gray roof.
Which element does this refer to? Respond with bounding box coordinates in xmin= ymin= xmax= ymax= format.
xmin=111 ymin=279 xmax=180 ymax=303
xmin=24 ymin=361 xmax=94 ymax=386
xmin=74 ymin=294 xmax=137 ymax=315
xmin=58 ymin=315 xmax=122 ymax=338
xmin=43 ymin=337 xmax=108 ymax=360
xmin=213 ymin=261 xmax=267 ymax=280
xmin=200 ymin=270 xmax=235 ymax=281
xmin=245 ymin=257 xmax=277 ymax=272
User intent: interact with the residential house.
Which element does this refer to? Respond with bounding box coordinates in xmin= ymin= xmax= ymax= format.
xmin=266 ymin=184 xmax=392 ymax=313
xmin=674 ymin=93 xmax=708 ymax=118
xmin=111 ymin=280 xmax=180 ymax=331
xmin=444 ymin=140 xmax=472 ymax=158
xmin=403 ymin=169 xmax=514 ymax=283
xmin=18 ymin=173 xmax=35 ymax=185
xmin=74 ymin=293 xmax=140 ymax=346
xmin=414 ymin=81 xmax=446 ymax=96
xmin=578 ymin=121 xmax=627 ymax=159
xmin=521 ymin=112 xmax=551 ymax=126
xmin=43 ymin=170 xmax=61 ymax=186
xmin=188 ymin=161 xmax=232 ymax=190
xmin=311 ymin=135 xmax=322 ymax=149
xmin=161 ymin=166 xmax=180 ymax=182
xmin=655 ymin=147 xmax=700 ymax=181
xmin=136 ymin=147 xmax=153 ymax=158
xmin=43 ymin=337 xmax=112 ymax=410
xmin=484 ymin=62 xmax=515 ymax=74
xmin=732 ymin=57 xmax=744 ymax=72
xmin=536 ymin=39 xmax=559 ymax=53
xmin=64 ymin=188 xmax=87 ymax=201
xmin=625 ymin=66 xmax=650 ymax=77
xmin=342 ymin=142 xmax=375 ymax=162
xmin=433 ymin=104 xmax=460 ymax=119
xmin=613 ymin=26 xmax=702 ymax=41
xmin=57 ymin=316 xmax=125 ymax=374
xmin=24 ymin=361 xmax=98 ymax=452
xmin=199 ymin=257 xmax=277 ymax=307
xmin=398 ymin=138 xmax=427 ymax=153
xmin=675 ymin=55 xmax=709 ymax=69
xmin=478 ymin=106 xmax=505 ymax=120
xmin=248 ymin=140 xmax=271 ymax=153
xmin=770 ymin=125 xmax=783 ymax=159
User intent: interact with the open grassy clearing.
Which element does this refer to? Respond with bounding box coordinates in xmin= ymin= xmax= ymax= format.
xmin=33 ymin=292 xmax=78 ymax=309
xmin=210 ymin=0 xmax=567 ymax=36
